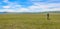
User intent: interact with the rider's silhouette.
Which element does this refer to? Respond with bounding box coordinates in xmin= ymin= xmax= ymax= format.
xmin=47 ymin=13 xmax=50 ymax=20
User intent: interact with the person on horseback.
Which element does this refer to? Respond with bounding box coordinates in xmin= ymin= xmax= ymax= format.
xmin=47 ymin=13 xmax=50 ymax=20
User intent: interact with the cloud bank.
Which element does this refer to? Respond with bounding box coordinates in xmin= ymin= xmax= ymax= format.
xmin=0 ymin=0 xmax=60 ymax=12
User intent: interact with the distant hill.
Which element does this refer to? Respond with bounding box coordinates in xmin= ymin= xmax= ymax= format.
xmin=42 ymin=11 xmax=60 ymax=13
xmin=0 ymin=11 xmax=60 ymax=14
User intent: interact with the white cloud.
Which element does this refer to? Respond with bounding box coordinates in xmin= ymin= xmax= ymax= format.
xmin=16 ymin=8 xmax=29 ymax=12
xmin=0 ymin=0 xmax=60 ymax=12
xmin=2 ymin=2 xmax=21 ymax=9
xmin=30 ymin=3 xmax=60 ymax=12
xmin=0 ymin=9 xmax=15 ymax=12
xmin=3 ymin=0 xmax=8 ymax=3
xmin=1 ymin=3 xmax=60 ymax=12
xmin=5 ymin=10 xmax=15 ymax=12
xmin=3 ymin=6 xmax=11 ymax=9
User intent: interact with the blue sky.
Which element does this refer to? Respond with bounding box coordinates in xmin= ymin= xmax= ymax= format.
xmin=0 ymin=0 xmax=60 ymax=12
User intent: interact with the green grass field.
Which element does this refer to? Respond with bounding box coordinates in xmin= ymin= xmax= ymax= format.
xmin=0 ymin=13 xmax=60 ymax=29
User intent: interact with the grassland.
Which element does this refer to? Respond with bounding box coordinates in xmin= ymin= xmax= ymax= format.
xmin=0 ymin=13 xmax=60 ymax=29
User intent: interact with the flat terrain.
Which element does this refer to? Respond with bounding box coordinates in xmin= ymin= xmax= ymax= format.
xmin=0 ymin=13 xmax=60 ymax=29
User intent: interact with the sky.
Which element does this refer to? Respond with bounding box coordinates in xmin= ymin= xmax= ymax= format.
xmin=0 ymin=0 xmax=60 ymax=12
